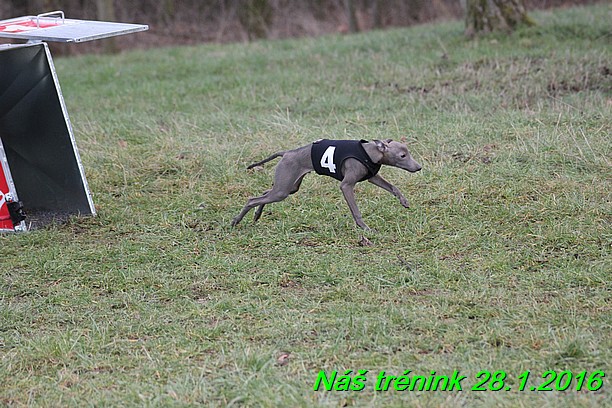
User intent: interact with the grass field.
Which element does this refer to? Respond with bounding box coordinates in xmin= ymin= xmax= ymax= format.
xmin=1 ymin=4 xmax=611 ymax=407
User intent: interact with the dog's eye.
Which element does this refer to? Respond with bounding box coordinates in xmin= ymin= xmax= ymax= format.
xmin=400 ymin=154 xmax=407 ymax=158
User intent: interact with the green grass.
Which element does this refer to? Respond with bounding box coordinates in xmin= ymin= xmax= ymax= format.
xmin=1 ymin=4 xmax=611 ymax=407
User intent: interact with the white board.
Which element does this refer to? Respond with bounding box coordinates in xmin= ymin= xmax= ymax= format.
xmin=0 ymin=11 xmax=148 ymax=43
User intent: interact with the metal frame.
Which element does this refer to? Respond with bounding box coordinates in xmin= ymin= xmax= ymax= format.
xmin=0 ymin=42 xmax=96 ymax=230
xmin=0 ymin=11 xmax=147 ymax=231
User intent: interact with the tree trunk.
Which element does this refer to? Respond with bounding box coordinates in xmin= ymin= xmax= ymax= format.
xmin=160 ymin=0 xmax=176 ymax=25
xmin=238 ymin=0 xmax=272 ymax=41
xmin=96 ymin=0 xmax=119 ymax=53
xmin=345 ymin=0 xmax=359 ymax=33
xmin=464 ymin=0 xmax=534 ymax=38
xmin=371 ymin=0 xmax=382 ymax=29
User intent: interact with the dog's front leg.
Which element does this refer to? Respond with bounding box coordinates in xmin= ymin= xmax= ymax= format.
xmin=340 ymin=180 xmax=370 ymax=230
xmin=367 ymin=174 xmax=410 ymax=208
xmin=340 ymin=160 xmax=373 ymax=230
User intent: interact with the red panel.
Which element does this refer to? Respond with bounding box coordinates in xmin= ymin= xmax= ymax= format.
xmin=0 ymin=164 xmax=15 ymax=230
xmin=0 ymin=19 xmax=61 ymax=33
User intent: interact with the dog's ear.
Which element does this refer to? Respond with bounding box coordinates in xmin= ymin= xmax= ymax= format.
xmin=374 ymin=139 xmax=388 ymax=152
xmin=384 ymin=138 xmax=393 ymax=143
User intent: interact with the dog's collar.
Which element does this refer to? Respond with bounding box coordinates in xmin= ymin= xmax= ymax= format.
xmin=358 ymin=140 xmax=382 ymax=177
xmin=359 ymin=140 xmax=381 ymax=164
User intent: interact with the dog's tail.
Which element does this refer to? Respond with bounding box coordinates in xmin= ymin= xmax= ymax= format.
xmin=246 ymin=152 xmax=285 ymax=169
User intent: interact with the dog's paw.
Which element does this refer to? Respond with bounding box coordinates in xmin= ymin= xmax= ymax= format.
xmin=400 ymin=198 xmax=410 ymax=208
xmin=359 ymin=235 xmax=374 ymax=246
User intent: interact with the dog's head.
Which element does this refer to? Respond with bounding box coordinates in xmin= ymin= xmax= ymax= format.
xmin=374 ymin=139 xmax=422 ymax=172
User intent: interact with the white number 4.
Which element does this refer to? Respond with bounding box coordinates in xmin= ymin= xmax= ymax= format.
xmin=320 ymin=146 xmax=336 ymax=173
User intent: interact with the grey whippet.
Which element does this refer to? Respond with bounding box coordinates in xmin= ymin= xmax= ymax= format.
xmin=231 ymin=139 xmax=422 ymax=230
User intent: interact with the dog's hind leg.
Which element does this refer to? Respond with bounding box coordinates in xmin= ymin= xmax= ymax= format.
xmin=232 ymin=156 xmax=310 ymax=227
xmin=252 ymin=172 xmax=307 ymax=222
xmin=232 ymin=188 xmax=290 ymax=226
xmin=252 ymin=190 xmax=270 ymax=222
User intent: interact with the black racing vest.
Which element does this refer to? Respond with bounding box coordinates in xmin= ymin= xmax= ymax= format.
xmin=311 ymin=139 xmax=381 ymax=181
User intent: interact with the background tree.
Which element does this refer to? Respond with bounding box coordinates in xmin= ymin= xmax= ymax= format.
xmin=464 ymin=0 xmax=535 ymax=38
xmin=0 ymin=0 xmax=595 ymax=50
xmin=96 ymin=0 xmax=118 ymax=53
xmin=371 ymin=0 xmax=382 ymax=29
xmin=237 ymin=0 xmax=272 ymax=41
xmin=344 ymin=0 xmax=359 ymax=33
